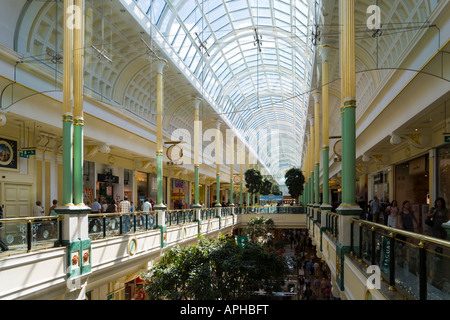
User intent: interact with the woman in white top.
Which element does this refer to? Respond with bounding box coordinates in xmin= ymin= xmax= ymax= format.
xmin=386 ymin=200 xmax=399 ymax=228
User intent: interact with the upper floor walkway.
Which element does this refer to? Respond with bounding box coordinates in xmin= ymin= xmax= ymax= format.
xmin=0 ymin=206 xmax=306 ymax=300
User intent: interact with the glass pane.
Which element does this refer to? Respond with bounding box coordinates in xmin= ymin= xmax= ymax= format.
xmin=426 ymin=244 xmax=450 ymax=300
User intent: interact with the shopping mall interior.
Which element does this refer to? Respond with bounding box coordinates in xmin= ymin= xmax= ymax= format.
xmin=0 ymin=0 xmax=449 ymax=302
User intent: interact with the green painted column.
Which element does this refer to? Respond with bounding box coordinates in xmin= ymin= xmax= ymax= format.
xmin=156 ymin=152 xmax=164 ymax=207
xmin=62 ymin=115 xmax=73 ymax=205
xmin=229 ymin=163 xmax=234 ymax=206
xmin=194 ymin=165 xmax=200 ymax=205
xmin=309 ymin=119 xmax=314 ymax=206
xmin=314 ymin=166 xmax=319 ymax=204
xmin=239 ymin=162 xmax=244 ymax=206
xmin=73 ymin=119 xmax=84 ymax=205
xmin=240 ymin=183 xmax=243 ymax=206
xmin=341 ymin=100 xmax=357 ymax=205
xmin=216 ymin=174 xmax=221 ymax=206
xmin=305 ymin=181 xmax=309 ymax=205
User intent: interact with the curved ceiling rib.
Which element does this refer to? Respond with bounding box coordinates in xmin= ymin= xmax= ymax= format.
xmin=135 ymin=0 xmax=315 ymax=186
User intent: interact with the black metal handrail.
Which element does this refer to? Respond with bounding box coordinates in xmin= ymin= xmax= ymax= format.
xmin=350 ymin=218 xmax=450 ymax=300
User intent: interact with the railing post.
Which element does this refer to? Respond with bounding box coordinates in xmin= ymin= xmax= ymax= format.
xmin=119 ymin=214 xmax=123 ymax=235
xmin=371 ymin=227 xmax=376 ymax=266
xmin=350 ymin=219 xmax=354 ymax=254
xmin=27 ymin=219 xmax=32 ymax=252
xmin=358 ymin=222 xmax=363 ymax=262
xmin=389 ymin=232 xmax=396 ymax=291
xmin=133 ymin=213 xmax=137 ymax=233
xmin=102 ymin=215 xmax=106 ymax=238
xmin=58 ymin=217 xmax=63 ymax=246
xmin=145 ymin=213 xmax=149 ymax=230
xmin=419 ymin=241 xmax=427 ymax=300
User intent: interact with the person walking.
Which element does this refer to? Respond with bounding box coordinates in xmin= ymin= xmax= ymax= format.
xmin=33 ymin=201 xmax=45 ymax=239
xmin=370 ymin=196 xmax=380 ymax=223
xmin=381 ymin=198 xmax=390 ymax=225
xmin=90 ymin=198 xmax=101 ymax=213
xmin=143 ymin=198 xmax=152 ymax=212
xmin=48 ymin=199 xmax=58 ymax=216
xmin=119 ymin=197 xmax=131 ymax=233
xmin=33 ymin=201 xmax=44 ymax=217
xmin=386 ymin=200 xmax=399 ymax=228
xmin=427 ymin=197 xmax=449 ymax=242
xmin=0 ymin=206 xmax=9 ymax=252
xmin=106 ymin=200 xmax=117 ymax=213
xmin=398 ymin=200 xmax=418 ymax=232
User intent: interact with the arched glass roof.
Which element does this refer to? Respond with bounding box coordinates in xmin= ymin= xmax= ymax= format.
xmin=135 ymin=0 xmax=315 ymax=185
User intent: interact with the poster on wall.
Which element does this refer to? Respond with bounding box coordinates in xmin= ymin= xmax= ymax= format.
xmin=409 ymin=156 xmax=426 ymax=175
xmin=84 ymin=188 xmax=94 ymax=205
xmin=0 ymin=137 xmax=18 ymax=171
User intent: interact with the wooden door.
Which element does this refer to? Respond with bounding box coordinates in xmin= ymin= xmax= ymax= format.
xmin=2 ymin=183 xmax=31 ymax=218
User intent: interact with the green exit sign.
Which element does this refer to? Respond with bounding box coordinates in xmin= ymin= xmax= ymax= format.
xmin=445 ymin=135 xmax=450 ymax=143
xmin=23 ymin=149 xmax=36 ymax=155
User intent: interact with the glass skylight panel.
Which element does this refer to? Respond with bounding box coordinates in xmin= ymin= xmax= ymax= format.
xmin=145 ymin=0 xmax=166 ymax=25
xmin=220 ymin=72 xmax=234 ymax=86
xmin=227 ymin=8 xmax=249 ymax=25
xmin=226 ymin=0 xmax=249 ymax=13
xmin=241 ymin=109 xmax=252 ymax=121
xmin=178 ymin=2 xmax=196 ymax=21
xmin=223 ymin=101 xmax=234 ymax=114
xmin=158 ymin=5 xmax=172 ymax=32
xmin=205 ymin=2 xmax=227 ymax=20
xmin=274 ymin=9 xmax=289 ymax=23
xmin=136 ymin=0 xmax=151 ymax=12
xmin=209 ymin=14 xmax=229 ymax=32
xmin=189 ymin=51 xmax=201 ymax=71
xmin=265 ymin=113 xmax=276 ymax=122
xmin=134 ymin=0 xmax=315 ymax=180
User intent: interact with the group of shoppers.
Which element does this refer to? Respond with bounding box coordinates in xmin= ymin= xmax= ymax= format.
xmin=360 ymin=196 xmax=449 ymax=240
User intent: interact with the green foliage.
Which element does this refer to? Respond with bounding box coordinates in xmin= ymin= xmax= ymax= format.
xmin=143 ymin=235 xmax=289 ymax=300
xmin=284 ymin=167 xmax=305 ymax=202
xmin=244 ymin=168 xmax=263 ymax=195
xmin=259 ymin=178 xmax=273 ymax=196
xmin=271 ymin=184 xmax=283 ymax=196
xmin=245 ymin=216 xmax=275 ymax=244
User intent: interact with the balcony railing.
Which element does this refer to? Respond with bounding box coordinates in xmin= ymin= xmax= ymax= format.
xmin=350 ymin=218 xmax=450 ymax=300
xmin=165 ymin=209 xmax=195 ymax=226
xmin=234 ymin=206 xmax=306 ymax=214
xmin=88 ymin=211 xmax=158 ymax=239
xmin=325 ymin=212 xmax=339 ymax=239
xmin=0 ymin=216 xmax=63 ymax=254
xmin=1 ymin=207 xmax=306 ymax=258
xmin=200 ymin=208 xmax=218 ymax=220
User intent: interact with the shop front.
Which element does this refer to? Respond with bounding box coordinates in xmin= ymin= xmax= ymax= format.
xmin=136 ymin=172 xmax=158 ymax=208
xmin=125 ymin=277 xmax=146 ymax=300
xmin=97 ymin=168 xmax=120 ymax=204
xmin=437 ymin=144 xmax=450 ymax=206
xmin=370 ymin=169 xmax=391 ymax=203
xmin=395 ymin=154 xmax=429 ymax=228
xmin=190 ymin=183 xmax=206 ymax=206
xmin=171 ymin=179 xmax=189 ymax=209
